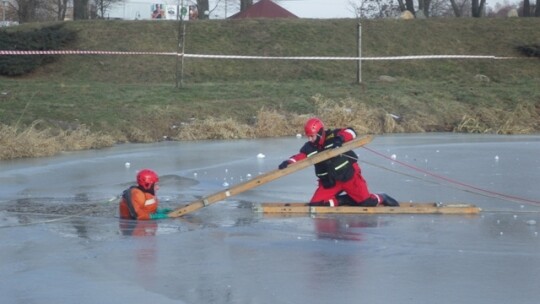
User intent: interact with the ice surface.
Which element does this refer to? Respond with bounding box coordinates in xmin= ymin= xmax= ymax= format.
xmin=1 ymin=134 xmax=539 ymax=304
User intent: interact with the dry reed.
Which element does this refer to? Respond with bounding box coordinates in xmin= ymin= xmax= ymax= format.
xmin=0 ymin=122 xmax=115 ymax=160
xmin=456 ymin=103 xmax=538 ymax=134
xmin=174 ymin=117 xmax=255 ymax=140
xmin=1 ymin=99 xmax=538 ymax=160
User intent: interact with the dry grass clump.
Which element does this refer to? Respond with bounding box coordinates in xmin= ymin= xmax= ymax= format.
xmin=456 ymin=103 xmax=538 ymax=134
xmin=496 ymin=103 xmax=538 ymax=134
xmin=309 ymin=95 xmax=405 ymax=134
xmin=253 ymin=108 xmax=291 ymax=137
xmin=116 ymin=107 xmax=183 ymax=143
xmin=455 ymin=115 xmax=487 ymax=133
xmin=252 ymin=99 xmax=406 ymax=137
xmin=58 ymin=127 xmax=116 ymax=150
xmin=253 ymin=108 xmax=307 ymax=137
xmin=0 ymin=122 xmax=115 ymax=160
xmin=173 ymin=117 xmax=255 ymax=140
xmin=120 ymin=126 xmax=158 ymax=143
xmin=0 ymin=122 xmax=60 ymax=159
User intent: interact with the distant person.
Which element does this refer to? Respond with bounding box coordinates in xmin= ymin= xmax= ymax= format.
xmin=152 ymin=4 xmax=164 ymax=19
xmin=119 ymin=169 xmax=171 ymax=220
xmin=189 ymin=5 xmax=199 ymax=20
xmin=278 ymin=117 xmax=399 ymax=207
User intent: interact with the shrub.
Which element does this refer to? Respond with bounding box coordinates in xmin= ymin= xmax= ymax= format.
xmin=0 ymin=24 xmax=76 ymax=76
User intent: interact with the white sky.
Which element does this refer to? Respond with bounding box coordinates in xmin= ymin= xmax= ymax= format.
xmin=278 ymin=0 xmax=357 ymax=19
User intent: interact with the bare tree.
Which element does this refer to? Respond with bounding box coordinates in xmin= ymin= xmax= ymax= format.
xmin=522 ymin=0 xmax=531 ymax=16
xmin=350 ymin=0 xmax=483 ymax=18
xmin=405 ymin=0 xmax=415 ymax=14
xmin=93 ymin=0 xmax=123 ymax=19
xmin=417 ymin=0 xmax=432 ymax=17
xmin=348 ymin=0 xmax=400 ymax=18
xmin=55 ymin=0 xmax=69 ymax=20
xmin=471 ymin=0 xmax=486 ymax=17
xmin=393 ymin=0 xmax=406 ymax=11
xmin=203 ymin=0 xmax=242 ymax=19
xmin=73 ymin=0 xmax=89 ymax=19
xmin=13 ymin=0 xmax=40 ymax=22
xmin=349 ymin=0 xmax=374 ymax=18
xmin=518 ymin=0 xmax=539 ymax=16
xmin=449 ymin=0 xmax=462 ymax=16
xmin=240 ymin=0 xmax=252 ymax=11
xmin=446 ymin=0 xmax=471 ymax=17
xmin=197 ymin=0 xmax=209 ymax=19
xmin=428 ymin=0 xmax=454 ymax=17
xmin=486 ymin=1 xmax=514 ymax=17
xmin=11 ymin=0 xmax=72 ymax=22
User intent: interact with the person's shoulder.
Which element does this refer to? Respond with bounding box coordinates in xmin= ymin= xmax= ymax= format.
xmin=301 ymin=140 xmax=314 ymax=147
xmin=129 ymin=187 xmax=145 ymax=197
xmin=334 ymin=127 xmax=356 ymax=134
xmin=300 ymin=141 xmax=316 ymax=152
xmin=327 ymin=128 xmax=340 ymax=134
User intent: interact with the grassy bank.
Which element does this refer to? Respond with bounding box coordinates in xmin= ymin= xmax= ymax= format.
xmin=0 ymin=18 xmax=539 ymax=159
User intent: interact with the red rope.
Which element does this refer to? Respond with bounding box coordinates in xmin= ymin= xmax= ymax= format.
xmin=362 ymin=146 xmax=540 ymax=205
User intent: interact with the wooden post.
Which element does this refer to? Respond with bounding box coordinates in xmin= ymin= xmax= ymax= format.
xmin=357 ymin=22 xmax=362 ymax=84
xmin=175 ymin=1 xmax=185 ymax=88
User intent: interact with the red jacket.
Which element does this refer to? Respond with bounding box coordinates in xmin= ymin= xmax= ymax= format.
xmin=286 ymin=127 xmax=358 ymax=188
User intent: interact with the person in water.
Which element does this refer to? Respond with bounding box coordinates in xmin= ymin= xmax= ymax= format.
xmin=119 ymin=169 xmax=171 ymax=220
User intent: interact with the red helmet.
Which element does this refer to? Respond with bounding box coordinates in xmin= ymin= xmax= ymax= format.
xmin=137 ymin=169 xmax=159 ymax=190
xmin=304 ymin=117 xmax=324 ymax=137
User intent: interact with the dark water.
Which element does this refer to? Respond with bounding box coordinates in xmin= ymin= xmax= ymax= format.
xmin=1 ymin=134 xmax=539 ymax=304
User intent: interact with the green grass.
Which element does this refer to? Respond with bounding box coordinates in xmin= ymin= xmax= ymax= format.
xmin=0 ymin=17 xmax=539 ymax=148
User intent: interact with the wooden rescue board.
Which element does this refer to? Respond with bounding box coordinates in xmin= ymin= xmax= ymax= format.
xmin=254 ymin=202 xmax=482 ymax=215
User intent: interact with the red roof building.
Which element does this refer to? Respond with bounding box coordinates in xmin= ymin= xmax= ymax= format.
xmin=228 ymin=0 xmax=299 ymax=19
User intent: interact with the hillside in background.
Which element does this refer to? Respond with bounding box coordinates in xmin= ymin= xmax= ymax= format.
xmin=0 ymin=18 xmax=539 ymax=159
xmin=5 ymin=18 xmax=539 ymax=84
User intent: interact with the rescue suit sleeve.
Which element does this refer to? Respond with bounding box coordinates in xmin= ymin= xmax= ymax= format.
xmin=279 ymin=142 xmax=312 ymax=168
xmin=129 ymin=189 xmax=155 ymax=220
xmin=335 ymin=128 xmax=356 ymax=143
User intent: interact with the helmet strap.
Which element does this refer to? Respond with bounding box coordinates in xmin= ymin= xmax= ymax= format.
xmin=316 ymin=129 xmax=325 ymax=146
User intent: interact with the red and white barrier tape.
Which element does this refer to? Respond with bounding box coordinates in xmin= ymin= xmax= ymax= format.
xmin=0 ymin=50 xmax=177 ymax=56
xmin=0 ymin=50 xmax=522 ymax=60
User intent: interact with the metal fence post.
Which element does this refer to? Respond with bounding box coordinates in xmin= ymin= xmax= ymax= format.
xmin=357 ymin=22 xmax=362 ymax=84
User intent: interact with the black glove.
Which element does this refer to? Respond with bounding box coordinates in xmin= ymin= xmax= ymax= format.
xmin=278 ymin=160 xmax=289 ymax=170
xmin=333 ymin=135 xmax=343 ymax=148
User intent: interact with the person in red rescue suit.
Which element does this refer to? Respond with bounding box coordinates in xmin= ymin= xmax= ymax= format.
xmin=278 ymin=117 xmax=399 ymax=207
xmin=119 ymin=169 xmax=172 ymax=220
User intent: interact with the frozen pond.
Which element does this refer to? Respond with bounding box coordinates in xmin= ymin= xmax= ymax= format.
xmin=1 ymin=133 xmax=540 ymax=304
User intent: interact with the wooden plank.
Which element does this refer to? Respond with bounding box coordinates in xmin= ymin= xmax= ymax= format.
xmin=254 ymin=202 xmax=482 ymax=215
xmin=168 ymin=135 xmax=374 ymax=218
